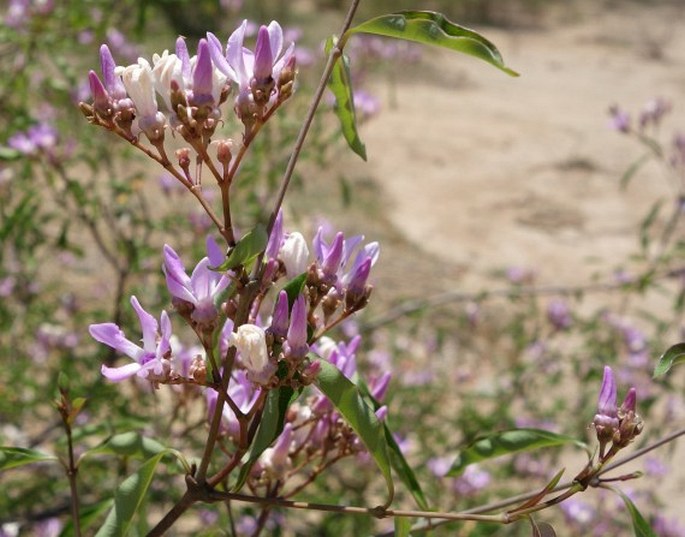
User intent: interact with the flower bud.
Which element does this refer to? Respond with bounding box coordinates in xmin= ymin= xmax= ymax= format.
xmin=280 ymin=232 xmax=309 ymax=277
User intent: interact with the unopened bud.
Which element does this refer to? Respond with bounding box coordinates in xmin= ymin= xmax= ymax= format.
xmin=189 ymin=355 xmax=207 ymax=384
xmin=277 ymin=56 xmax=297 ymax=99
xmin=217 ymin=140 xmax=232 ymax=166
xmin=176 ymin=147 xmax=191 ymax=175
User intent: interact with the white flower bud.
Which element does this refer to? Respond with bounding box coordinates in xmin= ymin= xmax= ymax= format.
xmin=279 ymin=232 xmax=309 ymax=277
xmin=229 ymin=324 xmax=269 ymax=374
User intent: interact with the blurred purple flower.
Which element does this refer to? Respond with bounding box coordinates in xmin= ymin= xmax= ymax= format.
xmin=546 ymin=298 xmax=572 ymax=330
xmin=608 ymin=104 xmax=631 ymax=133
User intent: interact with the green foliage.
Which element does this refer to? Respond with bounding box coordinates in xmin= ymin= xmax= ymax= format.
xmin=448 ymin=429 xmax=588 ymax=477
xmin=0 ymin=447 xmax=57 ymax=471
xmin=233 ymin=386 xmax=300 ymax=492
xmin=346 ymin=11 xmax=518 ymax=76
xmin=611 ymin=487 xmax=658 ymax=537
xmin=653 ymin=342 xmax=685 ymax=377
xmin=95 ymin=452 xmax=170 ymax=537
xmin=314 ymin=359 xmax=395 ymax=506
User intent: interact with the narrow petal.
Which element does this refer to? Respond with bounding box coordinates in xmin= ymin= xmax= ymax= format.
xmin=265 ymin=210 xmax=283 ymax=259
xmin=227 ymin=20 xmax=249 ymax=86
xmin=101 ymin=361 xmax=143 ymax=382
xmin=253 ymin=25 xmax=274 ymax=81
xmin=266 ymin=20 xmax=284 ymax=60
xmin=175 ymin=36 xmax=191 ymax=80
xmin=192 ymin=39 xmax=214 ymax=104
xmin=269 ymin=290 xmax=289 ymax=337
xmin=597 ymin=365 xmax=617 ymax=416
xmin=89 ymin=322 xmax=144 ymax=361
xmin=286 ymin=295 xmax=309 ymax=358
xmin=206 ymin=235 xmax=225 ymax=268
xmin=163 ymin=244 xmax=197 ymax=304
xmin=130 ymin=296 xmax=158 ymax=352
xmin=206 ymin=31 xmax=236 ymax=80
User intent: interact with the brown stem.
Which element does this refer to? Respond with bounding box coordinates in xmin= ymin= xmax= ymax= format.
xmin=265 ymin=0 xmax=362 ymax=239
xmin=64 ymin=424 xmax=81 ymax=537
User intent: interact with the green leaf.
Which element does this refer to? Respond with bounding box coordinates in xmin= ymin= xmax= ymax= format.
xmin=346 ymin=11 xmax=518 ymax=77
xmin=84 ymin=431 xmax=167 ymax=461
xmin=59 ymin=499 xmax=114 ymax=537
xmin=232 ymin=386 xmax=299 ymax=492
xmin=611 ymin=487 xmax=657 ymax=537
xmin=620 ymin=153 xmax=650 ymax=189
xmin=95 ymin=452 xmax=167 ymax=537
xmin=282 ymin=273 xmax=307 ymax=308
xmin=0 ymin=447 xmax=58 ymax=471
xmin=0 ymin=147 xmax=21 ymax=161
xmin=324 ymin=36 xmax=367 ymax=161
xmin=213 ymin=225 xmax=268 ymax=271
xmin=314 ymin=360 xmax=394 ymax=507
xmin=654 ymin=342 xmax=685 ymax=377
xmin=447 ymin=429 xmax=587 ymax=476
xmin=356 ymin=379 xmax=428 ymax=510
xmin=384 ymin=423 xmax=429 ymax=510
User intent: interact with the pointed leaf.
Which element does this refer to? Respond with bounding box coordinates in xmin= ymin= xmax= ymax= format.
xmin=611 ymin=487 xmax=657 ymax=537
xmin=83 ymin=431 xmax=167 ymax=461
xmin=654 ymin=342 xmax=685 ymax=377
xmin=448 ymin=429 xmax=587 ymax=477
xmin=346 ymin=11 xmax=518 ymax=76
xmin=282 ymin=273 xmax=307 ymax=309
xmin=315 ymin=359 xmax=394 ymax=507
xmin=232 ymin=386 xmax=299 ymax=492
xmin=325 ymin=36 xmax=367 ymax=161
xmin=213 ymin=225 xmax=268 ymax=271
xmin=0 ymin=447 xmax=58 ymax=470
xmin=95 ymin=451 xmax=167 ymax=537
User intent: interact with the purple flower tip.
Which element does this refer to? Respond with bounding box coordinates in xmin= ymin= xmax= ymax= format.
xmin=597 ymin=366 xmax=617 ymax=417
xmin=621 ymin=387 xmax=637 ymax=413
xmin=253 ymin=25 xmax=274 ymax=81
xmin=286 ymin=294 xmax=309 ymax=358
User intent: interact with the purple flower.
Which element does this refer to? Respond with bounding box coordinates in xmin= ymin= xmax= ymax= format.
xmin=89 ymin=296 xmax=172 ymax=382
xmin=312 ymin=227 xmax=380 ymax=290
xmin=162 ymin=239 xmax=230 ymax=324
xmin=208 ymin=20 xmax=294 ymax=90
xmin=285 ymin=294 xmax=309 ymax=359
xmin=608 ymin=104 xmax=631 ymax=133
xmin=546 ymin=298 xmax=572 ymax=331
xmin=7 ymin=123 xmax=58 ymax=156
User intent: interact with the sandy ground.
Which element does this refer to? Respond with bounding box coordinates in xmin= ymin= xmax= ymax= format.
xmin=339 ymin=1 xmax=685 ymax=525
xmin=355 ymin=2 xmax=685 ymax=290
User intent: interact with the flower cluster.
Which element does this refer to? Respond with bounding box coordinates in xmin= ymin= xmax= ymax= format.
xmin=592 ymin=366 xmax=643 ymax=459
xmin=81 ymin=19 xmax=297 ymax=145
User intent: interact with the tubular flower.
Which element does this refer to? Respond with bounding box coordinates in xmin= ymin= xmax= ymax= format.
xmin=89 ymin=296 xmax=172 ymax=383
xmin=162 ymin=238 xmax=230 ymax=325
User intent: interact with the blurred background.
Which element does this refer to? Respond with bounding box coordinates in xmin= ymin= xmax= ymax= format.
xmin=1 ymin=0 xmax=685 ymax=535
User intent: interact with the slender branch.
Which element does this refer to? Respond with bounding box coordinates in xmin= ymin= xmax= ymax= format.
xmin=362 ymin=265 xmax=685 ymax=331
xmin=64 ymin=424 xmax=82 ymax=537
xmin=265 ymin=0 xmax=362 ymax=238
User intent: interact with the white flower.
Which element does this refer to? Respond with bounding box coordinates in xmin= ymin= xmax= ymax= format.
xmin=152 ymin=50 xmax=184 ymax=111
xmin=121 ymin=58 xmax=166 ymax=137
xmin=229 ymin=324 xmax=269 ymax=374
xmin=279 ymin=232 xmax=309 ymax=277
